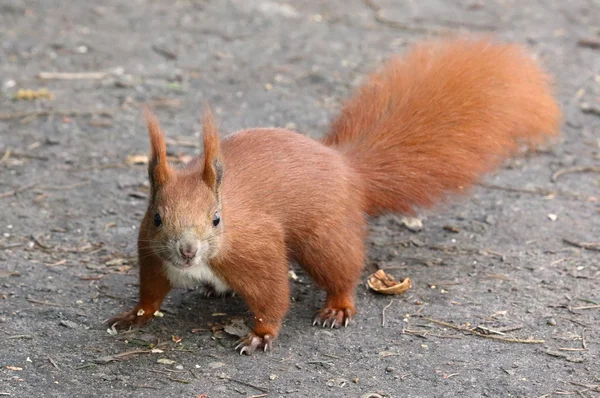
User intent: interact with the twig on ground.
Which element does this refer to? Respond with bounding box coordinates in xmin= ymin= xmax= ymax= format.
xmin=132 ymin=385 xmax=159 ymax=390
xmin=422 ymin=317 xmax=544 ymax=344
xmin=0 ymin=109 xmax=112 ymax=122
xmin=563 ymin=239 xmax=600 ymax=252
xmin=92 ymin=348 xmax=160 ymax=364
xmin=403 ymin=328 xmax=463 ymax=339
xmin=27 ymin=298 xmax=60 ymax=307
xmin=38 ymin=71 xmax=108 ymax=80
xmin=362 ymin=0 xmax=444 ymax=34
xmin=6 ymin=334 xmax=33 ymax=339
xmin=571 ymin=304 xmax=600 ymax=310
xmin=0 ymin=243 xmax=23 ymax=250
xmin=0 ymin=183 xmax=36 ymax=199
xmin=382 ymin=299 xmax=394 ymax=327
xmin=225 ymin=377 xmax=270 ymax=393
xmin=31 ymin=234 xmax=54 ymax=250
xmin=48 ymin=357 xmax=60 ymax=370
xmin=166 ymin=376 xmax=189 ymax=384
xmin=552 ymin=166 xmax=600 ymax=182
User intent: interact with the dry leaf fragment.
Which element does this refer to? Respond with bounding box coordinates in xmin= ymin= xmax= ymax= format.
xmin=14 ymin=88 xmax=53 ymax=100
xmin=223 ymin=318 xmax=251 ymax=338
xmin=125 ymin=154 xmax=149 ymax=165
xmin=157 ymin=358 xmax=176 ymax=365
xmin=171 ymin=335 xmax=182 ymax=343
xmin=367 ymin=270 xmax=411 ymax=295
xmin=5 ymin=366 xmax=23 ymax=371
xmin=153 ymin=310 xmax=164 ymax=317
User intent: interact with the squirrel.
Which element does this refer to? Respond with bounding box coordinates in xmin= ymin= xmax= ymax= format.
xmin=107 ymin=37 xmax=560 ymax=355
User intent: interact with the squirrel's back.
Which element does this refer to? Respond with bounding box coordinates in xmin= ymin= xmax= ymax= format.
xmin=219 ymin=129 xmax=362 ymax=244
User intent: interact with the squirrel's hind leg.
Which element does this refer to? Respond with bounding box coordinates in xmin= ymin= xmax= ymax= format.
xmin=295 ymin=211 xmax=366 ymax=328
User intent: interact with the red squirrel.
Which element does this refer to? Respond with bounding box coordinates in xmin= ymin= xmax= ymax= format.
xmin=107 ymin=37 xmax=560 ymax=355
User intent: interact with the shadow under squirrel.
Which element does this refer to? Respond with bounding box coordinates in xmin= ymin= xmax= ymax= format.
xmin=107 ymin=37 xmax=561 ymax=355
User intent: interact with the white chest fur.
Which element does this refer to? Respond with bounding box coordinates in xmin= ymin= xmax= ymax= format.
xmin=163 ymin=260 xmax=230 ymax=293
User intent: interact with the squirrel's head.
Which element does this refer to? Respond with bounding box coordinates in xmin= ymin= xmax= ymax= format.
xmin=139 ymin=107 xmax=224 ymax=270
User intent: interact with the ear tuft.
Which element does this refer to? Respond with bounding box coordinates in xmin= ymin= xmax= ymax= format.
xmin=202 ymin=106 xmax=224 ymax=194
xmin=144 ymin=106 xmax=171 ymax=189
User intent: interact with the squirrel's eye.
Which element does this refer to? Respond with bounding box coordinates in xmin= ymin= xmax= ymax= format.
xmin=153 ymin=213 xmax=162 ymax=227
xmin=212 ymin=212 xmax=220 ymax=227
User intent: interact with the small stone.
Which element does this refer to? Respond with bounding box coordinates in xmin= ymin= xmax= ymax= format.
xmin=485 ymin=215 xmax=496 ymax=225
xmin=208 ymin=362 xmax=225 ymax=369
xmin=399 ymin=216 xmax=423 ymax=232
xmin=59 ymin=320 xmax=79 ymax=329
xmin=547 ymin=213 xmax=558 ymax=221
xmin=287 ymin=270 xmax=298 ymax=281
xmin=386 ymin=366 xmax=395 ymax=373
xmin=269 ymin=374 xmax=278 ymax=380
xmin=175 ymin=364 xmax=184 ymax=370
xmin=547 ymin=318 xmax=557 ymax=326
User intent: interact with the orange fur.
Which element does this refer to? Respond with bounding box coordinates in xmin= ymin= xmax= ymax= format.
xmin=325 ymin=37 xmax=560 ymax=215
xmin=108 ymin=37 xmax=561 ymax=355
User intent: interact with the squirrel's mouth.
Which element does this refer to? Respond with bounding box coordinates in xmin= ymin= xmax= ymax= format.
xmin=180 ymin=258 xmax=195 ymax=269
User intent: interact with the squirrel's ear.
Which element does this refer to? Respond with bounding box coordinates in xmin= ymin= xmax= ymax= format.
xmin=201 ymin=106 xmax=224 ymax=195
xmin=144 ymin=107 xmax=172 ymax=190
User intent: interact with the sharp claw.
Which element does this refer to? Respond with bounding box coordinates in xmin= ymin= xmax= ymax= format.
xmin=322 ymin=319 xmax=329 ymax=328
xmin=344 ymin=317 xmax=349 ymax=327
xmin=235 ymin=342 xmax=244 ymax=350
xmin=240 ymin=346 xmax=249 ymax=355
xmin=331 ymin=319 xmax=337 ymax=328
xmin=312 ymin=318 xmax=319 ymax=326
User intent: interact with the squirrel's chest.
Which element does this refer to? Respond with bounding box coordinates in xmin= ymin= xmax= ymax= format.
xmin=162 ymin=260 xmax=230 ymax=294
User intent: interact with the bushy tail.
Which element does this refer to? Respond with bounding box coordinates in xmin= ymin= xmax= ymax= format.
xmin=324 ymin=37 xmax=561 ymax=216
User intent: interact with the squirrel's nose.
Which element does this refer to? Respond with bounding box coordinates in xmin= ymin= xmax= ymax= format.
xmin=178 ymin=242 xmax=198 ymax=260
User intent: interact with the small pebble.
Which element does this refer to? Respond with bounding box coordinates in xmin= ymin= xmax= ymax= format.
xmin=386 ymin=366 xmax=395 ymax=373
xmin=59 ymin=320 xmax=79 ymax=329
xmin=547 ymin=318 xmax=557 ymax=326
xmin=208 ymin=362 xmax=225 ymax=369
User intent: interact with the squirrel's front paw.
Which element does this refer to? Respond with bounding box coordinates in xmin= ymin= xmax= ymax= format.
xmin=235 ymin=332 xmax=273 ymax=355
xmin=105 ymin=307 xmax=156 ymax=330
